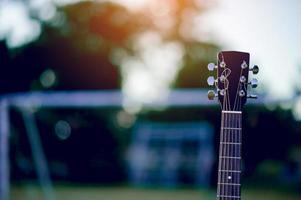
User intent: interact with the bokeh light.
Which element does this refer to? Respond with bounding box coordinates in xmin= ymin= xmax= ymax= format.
xmin=40 ymin=69 xmax=57 ymax=88
xmin=54 ymin=120 xmax=72 ymax=140
xmin=121 ymin=31 xmax=184 ymax=111
xmin=0 ymin=1 xmax=41 ymax=47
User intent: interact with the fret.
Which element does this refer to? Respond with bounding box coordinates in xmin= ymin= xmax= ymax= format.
xmin=218 ymin=183 xmax=240 ymax=186
xmin=222 ymin=111 xmax=242 ymax=114
xmin=220 ymin=156 xmax=241 ymax=159
xmin=219 ymin=150 xmax=241 ymax=157
xmin=220 ymin=142 xmax=241 ymax=145
xmin=221 ymin=112 xmax=242 ymax=128
xmin=221 ymin=127 xmax=242 ymax=130
xmin=217 ymin=195 xmax=241 ymax=199
xmin=219 ymin=170 xmax=241 ymax=173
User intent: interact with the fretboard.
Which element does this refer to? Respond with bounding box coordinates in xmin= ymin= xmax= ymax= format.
xmin=217 ymin=110 xmax=242 ymax=200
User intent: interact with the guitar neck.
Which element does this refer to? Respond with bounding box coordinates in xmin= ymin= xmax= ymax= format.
xmin=217 ymin=110 xmax=242 ymax=200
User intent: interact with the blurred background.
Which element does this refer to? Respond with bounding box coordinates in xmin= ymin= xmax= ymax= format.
xmin=1 ymin=0 xmax=301 ymax=200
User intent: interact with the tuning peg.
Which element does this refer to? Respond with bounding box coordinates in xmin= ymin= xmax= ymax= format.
xmin=249 ymin=78 xmax=258 ymax=88
xmin=207 ymin=90 xmax=217 ymax=100
xmin=239 ymin=90 xmax=246 ymax=97
xmin=207 ymin=76 xmax=216 ymax=86
xmin=247 ymin=94 xmax=258 ymax=99
xmin=240 ymin=76 xmax=247 ymax=83
xmin=207 ymin=63 xmax=216 ymax=71
xmin=241 ymin=61 xmax=248 ymax=69
xmin=250 ymin=65 xmax=259 ymax=74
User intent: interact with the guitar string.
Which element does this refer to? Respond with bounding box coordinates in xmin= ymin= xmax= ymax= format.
xmin=218 ymin=117 xmax=221 ymax=199
xmin=235 ymin=89 xmax=242 ymax=198
xmin=219 ymin=91 xmax=225 ymax=198
xmin=222 ymin=110 xmax=227 ymax=199
xmin=239 ymin=112 xmax=242 ymax=197
xmin=223 ymin=55 xmax=229 ymax=199
xmin=239 ymin=113 xmax=241 ymax=197
xmin=239 ymin=85 xmax=243 ymax=198
xmin=225 ymin=78 xmax=231 ymax=199
xmin=220 ymin=111 xmax=223 ymax=199
xmin=224 ymin=54 xmax=231 ymax=200
xmin=221 ymin=52 xmax=231 ymax=199
xmin=231 ymin=112 xmax=235 ymax=197
xmin=217 ymin=116 xmax=221 ymax=199
xmin=239 ymin=90 xmax=242 ymax=197
xmin=232 ymin=58 xmax=245 ymax=198
xmin=234 ymin=112 xmax=238 ymax=197
xmin=222 ymin=110 xmax=225 ymax=199
xmin=219 ymin=112 xmax=223 ymax=199
xmin=227 ymin=93 xmax=232 ymax=198
xmin=227 ymin=111 xmax=232 ymax=197
xmin=219 ymin=74 xmax=228 ymax=199
xmin=231 ymin=115 xmax=237 ymax=196
xmin=233 ymin=66 xmax=244 ymax=111
xmin=217 ymin=65 xmax=225 ymax=199
xmin=233 ymin=89 xmax=239 ymax=198
xmin=234 ymin=82 xmax=241 ymax=198
xmin=217 ymin=53 xmax=223 ymax=199
xmin=231 ymin=113 xmax=236 ymax=197
xmin=227 ymin=103 xmax=232 ymax=198
xmin=237 ymin=112 xmax=239 ymax=197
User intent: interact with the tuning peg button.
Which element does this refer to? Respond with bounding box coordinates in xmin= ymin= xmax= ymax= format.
xmin=240 ymin=76 xmax=246 ymax=83
xmin=207 ymin=90 xmax=217 ymax=100
xmin=220 ymin=61 xmax=226 ymax=68
xmin=241 ymin=61 xmax=248 ymax=69
xmin=249 ymin=78 xmax=258 ymax=88
xmin=207 ymin=63 xmax=216 ymax=71
xmin=207 ymin=76 xmax=216 ymax=86
xmin=250 ymin=65 xmax=259 ymax=74
xmin=239 ymin=90 xmax=246 ymax=97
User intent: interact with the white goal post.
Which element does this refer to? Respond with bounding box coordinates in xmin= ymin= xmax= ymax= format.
xmin=0 ymin=89 xmax=266 ymax=200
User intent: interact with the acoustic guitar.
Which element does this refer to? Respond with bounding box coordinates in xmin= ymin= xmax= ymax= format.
xmin=207 ymin=51 xmax=259 ymax=199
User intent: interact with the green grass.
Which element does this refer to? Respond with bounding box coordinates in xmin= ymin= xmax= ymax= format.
xmin=11 ymin=185 xmax=301 ymax=200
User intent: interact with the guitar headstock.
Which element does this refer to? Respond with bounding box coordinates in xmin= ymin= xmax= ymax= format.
xmin=207 ymin=51 xmax=259 ymax=111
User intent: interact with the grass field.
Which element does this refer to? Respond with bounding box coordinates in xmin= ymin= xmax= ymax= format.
xmin=11 ymin=185 xmax=301 ymax=200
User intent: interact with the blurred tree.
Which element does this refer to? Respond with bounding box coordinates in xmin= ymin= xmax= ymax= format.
xmin=175 ymin=42 xmax=219 ymax=88
xmin=0 ymin=0 xmax=219 ymax=93
xmin=0 ymin=1 xmax=149 ymax=92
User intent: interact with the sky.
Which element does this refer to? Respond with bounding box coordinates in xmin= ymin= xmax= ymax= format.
xmin=202 ymin=0 xmax=301 ymax=99
xmin=0 ymin=0 xmax=301 ymax=101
